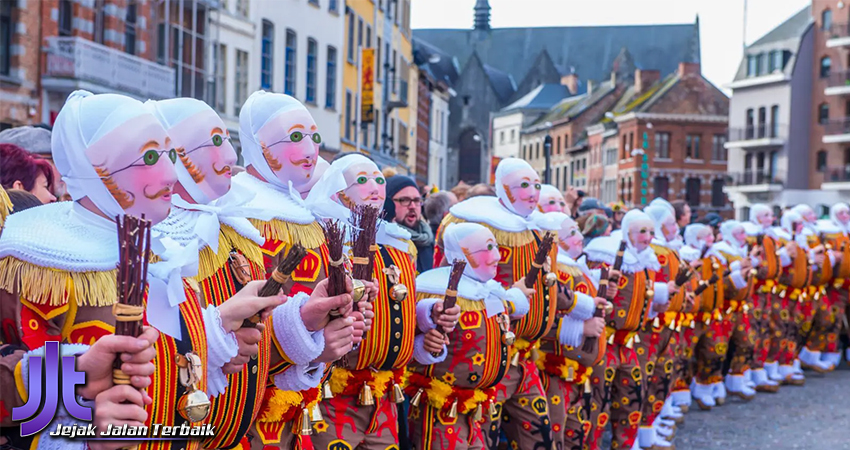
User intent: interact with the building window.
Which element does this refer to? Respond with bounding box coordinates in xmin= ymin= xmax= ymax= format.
xmin=711 ymin=179 xmax=725 ymax=207
xmin=346 ymin=11 xmax=355 ymax=63
xmin=823 ymin=9 xmax=833 ymax=31
xmin=500 ymin=131 xmax=505 ymax=144
xmin=655 ymin=132 xmax=670 ymax=159
xmin=357 ymin=18 xmax=363 ymax=49
xmin=817 ymin=150 xmax=827 ymax=172
xmin=821 ymin=56 xmax=831 ymax=78
xmin=329 ymin=0 xmax=338 ymax=13
xmin=0 ymin=1 xmax=11 ymax=76
xmin=769 ymin=50 xmax=784 ymax=73
xmin=685 ymin=178 xmax=701 ymax=206
xmin=770 ymin=105 xmax=779 ymax=137
xmin=58 ymin=0 xmax=72 ymax=36
xmin=712 ymin=134 xmax=727 ymax=161
xmin=510 ymin=129 xmax=515 ymax=142
xmin=376 ymin=37 xmax=382 ymax=81
xmin=605 ymin=147 xmax=617 ymax=165
xmin=747 ymin=55 xmax=758 ymax=77
xmin=819 ymin=103 xmax=830 ymax=124
xmin=93 ymin=0 xmax=105 ymax=43
xmin=235 ymin=0 xmax=249 ymax=17
xmin=326 ymin=46 xmax=337 ymax=109
xmin=344 ymin=90 xmax=352 ymax=140
xmin=234 ymin=49 xmax=249 ymax=116
xmin=536 ymin=142 xmax=540 ymax=160
xmin=308 ymin=0 xmax=319 ymax=5
xmin=213 ymin=43 xmax=227 ymax=114
xmin=686 ymin=134 xmax=701 ymax=159
xmin=285 ymin=29 xmax=297 ymax=96
xmin=306 ymin=38 xmax=317 ymax=104
xmin=124 ymin=1 xmax=138 ymax=54
xmin=654 ymin=176 xmax=669 ymax=200
xmin=261 ymin=21 xmax=274 ymax=90
xmin=365 ymin=25 xmax=371 ymax=48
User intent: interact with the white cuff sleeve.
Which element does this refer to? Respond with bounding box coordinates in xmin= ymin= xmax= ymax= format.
xmin=730 ymin=260 xmax=742 ymax=273
xmin=22 ymin=344 xmax=90 ymax=419
xmin=568 ymin=292 xmax=596 ymax=321
xmin=273 ymin=362 xmax=325 ymax=391
xmin=558 ymin=316 xmax=585 ymax=348
xmin=505 ymin=287 xmax=530 ymax=319
xmin=416 ymin=298 xmax=441 ymax=332
xmin=778 ymin=248 xmax=792 ymax=267
xmin=828 ymin=250 xmax=836 ymax=267
xmin=413 ymin=334 xmax=447 ymax=364
xmin=729 ymin=269 xmax=747 ymax=290
xmin=273 ymin=292 xmax=325 ymax=365
xmin=647 ymin=281 xmax=670 ymax=320
xmin=204 ymin=304 xmax=239 ymax=397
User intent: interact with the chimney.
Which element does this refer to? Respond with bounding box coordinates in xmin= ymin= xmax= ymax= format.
xmin=474 ymin=0 xmax=491 ymax=31
xmin=561 ymin=73 xmax=579 ymax=95
xmin=634 ymin=69 xmax=660 ymax=93
xmin=678 ymin=62 xmax=701 ymax=77
xmin=586 ymin=80 xmax=595 ymax=95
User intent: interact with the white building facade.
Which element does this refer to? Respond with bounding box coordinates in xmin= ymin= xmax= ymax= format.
xmin=428 ymin=88 xmax=450 ymax=188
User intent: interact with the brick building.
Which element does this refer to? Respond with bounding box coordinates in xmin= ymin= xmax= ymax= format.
xmin=1 ymin=0 xmax=43 ymax=129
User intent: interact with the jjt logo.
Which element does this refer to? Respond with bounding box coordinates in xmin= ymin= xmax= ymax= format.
xmin=12 ymin=341 xmax=92 ymax=436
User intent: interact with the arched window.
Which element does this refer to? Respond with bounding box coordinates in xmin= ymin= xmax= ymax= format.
xmin=261 ymin=20 xmax=274 ymax=90
xmin=819 ymin=103 xmax=830 ymax=124
xmin=817 ymin=150 xmax=828 ymax=172
xmin=823 ymin=9 xmax=832 ymax=31
xmin=821 ymin=56 xmax=832 ymax=78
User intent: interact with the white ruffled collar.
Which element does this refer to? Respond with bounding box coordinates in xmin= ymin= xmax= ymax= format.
xmin=652 ymin=235 xmax=683 ymax=251
xmin=707 ymin=241 xmax=744 ymax=263
xmin=584 ymin=234 xmax=661 ymax=274
xmin=227 ymin=171 xmax=315 ymax=225
xmin=679 ymin=244 xmax=702 ymax=263
xmin=416 ymin=266 xmax=507 ymax=317
xmin=817 ymin=219 xmax=849 ymax=235
xmin=450 ymin=196 xmax=558 ymax=233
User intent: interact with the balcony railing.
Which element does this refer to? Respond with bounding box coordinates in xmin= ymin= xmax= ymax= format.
xmin=826 ymin=166 xmax=850 ymax=182
xmin=828 ymin=23 xmax=850 ymax=40
xmin=44 ymin=37 xmax=175 ymax=99
xmin=726 ymin=170 xmax=784 ymax=187
xmin=823 ymin=118 xmax=850 ymax=136
xmin=728 ymin=123 xmax=785 ymax=142
xmin=827 ymin=70 xmax=850 ymax=89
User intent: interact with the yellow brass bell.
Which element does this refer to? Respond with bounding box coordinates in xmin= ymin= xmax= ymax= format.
xmin=633 ymin=334 xmax=641 ymax=344
xmin=322 ymin=381 xmax=334 ymax=399
xmin=295 ymin=408 xmax=312 ymax=436
xmin=712 ymin=262 xmax=720 ymax=270
xmin=607 ymin=334 xmax=615 ymax=345
xmin=177 ymin=388 xmax=212 ymax=423
xmin=410 ymin=388 xmax=424 ymax=407
xmin=543 ymin=272 xmax=558 ymax=287
xmin=690 ymin=321 xmax=695 ymax=329
xmin=473 ymin=404 xmax=484 ymax=422
xmin=311 ymin=403 xmax=324 ymax=423
xmin=625 ymin=336 xmax=634 ymax=349
xmin=502 ymin=330 xmax=516 ymax=346
xmin=530 ymin=347 xmax=540 ymax=362
xmin=351 ymin=278 xmax=367 ymax=303
xmin=447 ymin=399 xmax=458 ymax=419
xmin=826 ymin=243 xmax=833 ymax=250
xmin=510 ymin=351 xmax=520 ymax=367
xmin=359 ymin=382 xmax=375 ymax=406
xmin=488 ymin=402 xmax=498 ymax=418
xmin=646 ymin=290 xmax=654 ymax=298
xmin=391 ymin=283 xmax=408 ymax=302
xmin=750 ymin=268 xmax=758 ymax=277
xmin=391 ymin=382 xmax=405 ymax=404
xmin=653 ymin=317 xmax=661 ymax=328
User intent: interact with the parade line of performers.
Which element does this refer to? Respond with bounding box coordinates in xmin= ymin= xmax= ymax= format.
xmin=0 ymin=91 xmax=848 ymax=450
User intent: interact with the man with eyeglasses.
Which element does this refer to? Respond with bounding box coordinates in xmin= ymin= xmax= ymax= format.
xmin=385 ymin=175 xmax=434 ymax=272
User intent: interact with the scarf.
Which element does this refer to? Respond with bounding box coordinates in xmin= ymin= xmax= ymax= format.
xmin=400 ymin=219 xmax=434 ymax=249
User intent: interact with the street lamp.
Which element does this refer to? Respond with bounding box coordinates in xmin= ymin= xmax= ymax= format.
xmin=543 ymin=122 xmax=553 ymax=185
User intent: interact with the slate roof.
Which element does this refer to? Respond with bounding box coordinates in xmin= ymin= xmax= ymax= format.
xmin=482 ymin=63 xmax=517 ymax=104
xmin=412 ymin=38 xmax=460 ymax=88
xmin=414 ymin=21 xmax=700 ymax=95
xmin=500 ymin=83 xmax=569 ymax=112
xmin=530 ymin=80 xmax=617 ymax=127
xmin=750 ymin=6 xmax=812 ymax=47
xmin=732 ymin=7 xmax=813 ymax=82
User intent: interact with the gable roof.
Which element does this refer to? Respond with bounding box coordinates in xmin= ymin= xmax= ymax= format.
xmin=500 ymin=83 xmax=569 ymax=112
xmin=414 ymin=21 xmax=700 ymax=95
xmin=732 ymin=7 xmax=813 ymax=82
xmin=413 ymin=38 xmax=460 ymax=88
xmin=482 ymin=63 xmax=517 ymax=104
xmin=529 ymin=80 xmax=618 ymax=128
xmin=750 ymin=6 xmax=812 ymax=47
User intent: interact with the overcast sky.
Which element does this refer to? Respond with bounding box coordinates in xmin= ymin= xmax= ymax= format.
xmin=412 ymin=0 xmax=811 ymax=90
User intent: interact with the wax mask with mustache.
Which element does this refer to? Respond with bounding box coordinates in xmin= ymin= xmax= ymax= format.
xmin=750 ymin=204 xmax=775 ymax=229
xmin=297 ymin=157 xmax=330 ymax=199
xmin=793 ymin=204 xmax=817 ymax=224
xmin=52 ymin=90 xmax=177 ymax=224
xmin=495 ymin=158 xmax=541 ymax=218
xmin=558 ymin=216 xmax=584 ymax=259
xmin=699 ymin=227 xmax=715 ymax=246
xmin=147 ymin=98 xmax=236 ymax=203
xmin=339 ymin=159 xmax=386 ymax=208
xmin=443 ymin=223 xmax=500 ymax=282
xmin=831 ymin=203 xmax=850 ymax=226
xmin=628 ymin=218 xmax=655 ymax=252
xmin=538 ymin=184 xmax=567 ymax=213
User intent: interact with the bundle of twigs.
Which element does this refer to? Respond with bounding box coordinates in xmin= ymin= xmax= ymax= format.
xmin=582 ymin=266 xmax=609 ymax=353
xmin=323 ymin=220 xmax=348 ymax=314
xmin=432 ymin=259 xmax=466 ymax=357
xmin=242 ymin=244 xmax=308 ymax=328
xmin=349 ymin=204 xmax=379 ymax=283
xmin=113 ymin=214 xmax=152 ymax=382
xmin=525 ymin=232 xmax=556 ymax=289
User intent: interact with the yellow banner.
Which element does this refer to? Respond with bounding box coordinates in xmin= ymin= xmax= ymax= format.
xmin=361 ymin=48 xmax=375 ymax=123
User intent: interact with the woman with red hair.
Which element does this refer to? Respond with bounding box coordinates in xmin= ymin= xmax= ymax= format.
xmin=0 ymin=143 xmax=57 ymax=203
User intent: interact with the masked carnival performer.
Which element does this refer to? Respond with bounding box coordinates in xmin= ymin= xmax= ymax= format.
xmin=705 ymin=221 xmax=757 ymax=402
xmin=537 ymin=184 xmax=569 ymax=214
xmin=763 ymin=210 xmax=809 ymax=386
xmin=671 ymin=224 xmax=714 ymax=412
xmin=740 ymin=204 xmax=783 ymax=393
xmin=301 ymin=153 xmax=427 ymax=449
xmin=0 ymin=91 xmax=282 ymax=450
xmin=583 ymin=210 xmax=670 ymax=450
xmin=435 ymin=158 xmax=559 ymax=450
xmin=297 ymin=157 xmax=330 ymax=200
xmin=632 ymin=202 xmax=683 ymax=450
xmin=409 ymin=222 xmax=533 ymax=450
xmin=537 ymin=213 xmax=609 ymax=450
xmin=224 ymin=90 xmax=356 ymax=449
xmin=809 ymin=203 xmax=850 ymax=369
xmin=147 ymin=98 xmax=358 ymax=449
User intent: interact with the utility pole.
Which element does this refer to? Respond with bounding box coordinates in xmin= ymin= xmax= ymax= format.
xmin=543 ymin=135 xmax=552 ymax=184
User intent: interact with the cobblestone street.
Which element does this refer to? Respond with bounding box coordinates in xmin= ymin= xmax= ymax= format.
xmin=673 ymin=365 xmax=850 ymax=450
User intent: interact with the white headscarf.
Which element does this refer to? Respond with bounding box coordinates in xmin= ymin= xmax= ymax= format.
xmin=830 ymin=202 xmax=850 ymax=234
xmin=681 ymin=223 xmax=709 ymax=262
xmin=585 ymin=209 xmax=660 ymax=273
xmin=145 ymin=97 xmax=220 ymax=205
xmin=719 ymin=220 xmax=747 ymax=257
xmin=645 ymin=203 xmax=681 ymax=250
xmin=775 ymin=210 xmax=806 ymax=245
xmin=238 ymin=90 xmax=308 ymax=191
xmin=538 ymin=184 xmax=565 ymax=210
xmin=52 ymin=90 xmax=158 ymax=220
xmin=495 ymin=157 xmax=536 ymax=218
xmin=443 ymin=222 xmax=490 ymax=281
xmin=649 ymin=198 xmax=675 ymax=216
